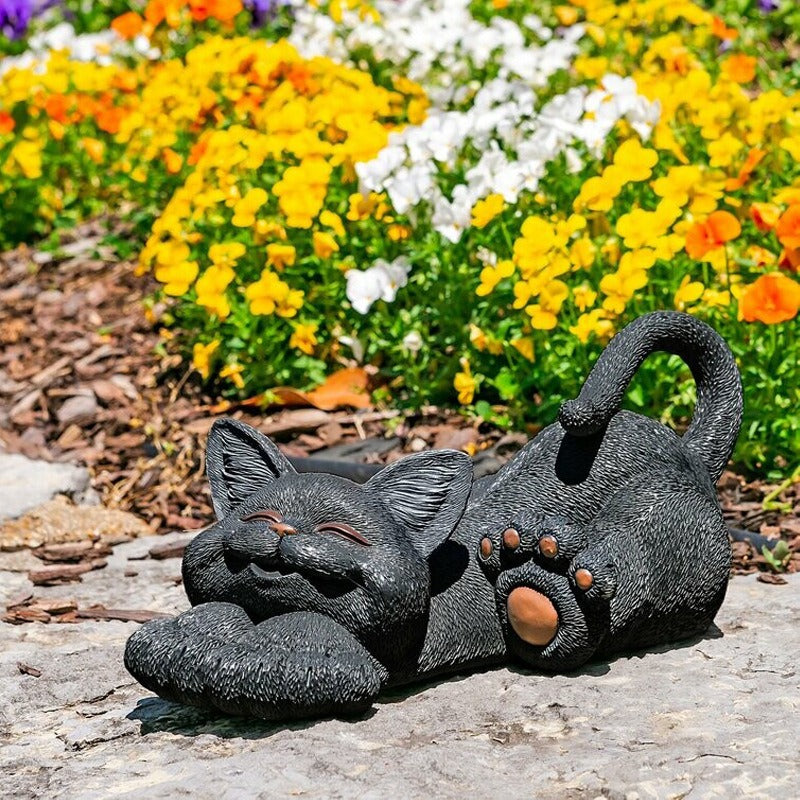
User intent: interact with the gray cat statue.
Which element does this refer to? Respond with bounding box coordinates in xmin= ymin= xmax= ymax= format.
xmin=125 ymin=311 xmax=742 ymax=720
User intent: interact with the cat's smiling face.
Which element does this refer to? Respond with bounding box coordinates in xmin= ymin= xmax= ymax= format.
xmin=181 ymin=419 xmax=473 ymax=664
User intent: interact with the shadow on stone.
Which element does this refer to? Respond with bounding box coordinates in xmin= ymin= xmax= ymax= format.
xmin=127 ymin=696 xmax=375 ymax=739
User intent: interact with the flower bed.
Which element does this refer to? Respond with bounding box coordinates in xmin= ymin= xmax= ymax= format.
xmin=1 ymin=0 xmax=799 ymax=475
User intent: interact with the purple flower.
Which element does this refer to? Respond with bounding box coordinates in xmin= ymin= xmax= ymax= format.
xmin=0 ymin=0 xmax=32 ymax=39
xmin=758 ymin=0 xmax=780 ymax=11
xmin=243 ymin=0 xmax=290 ymax=26
xmin=1 ymin=0 xmax=58 ymax=40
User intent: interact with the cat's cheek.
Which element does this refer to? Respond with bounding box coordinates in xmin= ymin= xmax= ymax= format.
xmin=182 ymin=526 xmax=236 ymax=606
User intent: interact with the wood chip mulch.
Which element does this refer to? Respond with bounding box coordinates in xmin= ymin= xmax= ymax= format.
xmin=1 ymin=221 xmax=798 ymax=580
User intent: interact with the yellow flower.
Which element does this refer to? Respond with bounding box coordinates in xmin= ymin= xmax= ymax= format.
xmin=232 ymin=188 xmax=268 ymax=227
xmin=619 ymin=248 xmax=657 ymax=274
xmin=652 ymin=234 xmax=685 ymax=260
xmin=266 ymin=243 xmax=296 ymax=270
xmin=313 ymin=231 xmax=339 ymax=259
xmin=707 ymin=132 xmax=743 ymax=168
xmin=192 ymin=340 xmax=220 ymax=379
xmin=320 ymin=210 xmax=345 ymax=237
xmin=220 ymin=363 xmax=245 ymax=390
xmin=453 ymin=358 xmax=477 ymax=405
xmin=572 ymin=284 xmax=598 ymax=312
xmin=569 ymin=237 xmax=597 ymax=270
xmin=652 ymin=165 xmax=701 ymax=208
xmin=476 ymin=259 xmax=514 ymax=296
xmin=387 ymin=224 xmax=412 ymax=241
xmin=570 ymin=310 xmax=614 ymax=344
xmin=289 ymin=322 xmax=319 ymax=355
xmin=471 ymin=193 xmax=505 ymax=228
xmin=574 ymin=56 xmax=609 ymax=81
xmin=208 ymin=242 xmax=246 ymax=268
xmin=154 ymin=242 xmax=199 ymax=296
xmin=573 ymin=172 xmax=623 ymax=213
xmin=554 ymin=4 xmax=579 ymax=25
xmin=6 ymin=139 xmax=42 ymax=179
xmin=245 ymin=269 xmax=303 ymax=316
xmin=525 ymin=280 xmax=569 ymax=330
xmin=469 ymin=324 xmax=503 ymax=356
xmin=510 ymin=337 xmax=534 ymax=362
xmin=81 ymin=137 xmax=105 ymax=164
xmin=702 ymin=287 xmax=731 ymax=308
xmin=600 ymin=269 xmax=648 ymax=316
xmin=195 ymin=264 xmax=235 ymax=318
xmin=673 ymin=274 xmax=704 ymax=310
xmin=612 ymin=139 xmax=659 ymax=182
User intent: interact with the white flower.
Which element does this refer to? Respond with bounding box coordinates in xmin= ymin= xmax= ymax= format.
xmin=402 ymin=331 xmax=423 ymax=354
xmin=345 ymin=257 xmax=412 ymax=314
xmin=338 ymin=335 xmax=365 ymax=363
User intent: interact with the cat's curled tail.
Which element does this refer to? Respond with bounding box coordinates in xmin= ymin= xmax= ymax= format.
xmin=558 ymin=311 xmax=743 ymax=482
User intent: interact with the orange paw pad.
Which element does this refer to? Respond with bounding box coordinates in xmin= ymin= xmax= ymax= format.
xmin=507 ymin=587 xmax=559 ymax=647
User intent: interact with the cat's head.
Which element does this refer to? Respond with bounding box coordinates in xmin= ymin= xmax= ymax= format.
xmin=182 ymin=418 xmax=472 ymax=663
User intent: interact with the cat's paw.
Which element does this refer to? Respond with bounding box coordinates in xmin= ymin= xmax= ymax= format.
xmin=125 ymin=603 xmax=383 ymax=721
xmin=494 ymin=560 xmax=609 ymax=671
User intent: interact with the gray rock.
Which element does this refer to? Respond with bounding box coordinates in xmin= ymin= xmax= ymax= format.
xmin=0 ymin=453 xmax=92 ymax=520
xmin=56 ymin=393 xmax=98 ymax=426
xmin=1 ymin=536 xmax=798 ymax=800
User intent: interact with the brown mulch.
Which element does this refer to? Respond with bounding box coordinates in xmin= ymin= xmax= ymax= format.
xmin=1 ymin=222 xmax=799 ymax=578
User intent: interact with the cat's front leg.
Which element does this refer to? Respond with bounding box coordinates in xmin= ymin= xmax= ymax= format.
xmin=125 ymin=603 xmax=384 ymax=721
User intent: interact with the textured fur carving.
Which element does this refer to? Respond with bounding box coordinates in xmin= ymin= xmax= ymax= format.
xmin=125 ymin=311 xmax=742 ymax=720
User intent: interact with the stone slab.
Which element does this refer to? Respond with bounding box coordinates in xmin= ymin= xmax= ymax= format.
xmin=1 ymin=536 xmax=798 ymax=800
xmin=0 ymin=453 xmax=93 ymax=521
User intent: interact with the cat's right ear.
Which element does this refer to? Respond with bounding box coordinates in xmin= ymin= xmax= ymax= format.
xmin=205 ymin=418 xmax=296 ymax=519
xmin=366 ymin=449 xmax=473 ymax=557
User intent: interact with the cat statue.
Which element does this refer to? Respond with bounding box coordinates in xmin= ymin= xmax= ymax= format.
xmin=125 ymin=311 xmax=743 ymax=720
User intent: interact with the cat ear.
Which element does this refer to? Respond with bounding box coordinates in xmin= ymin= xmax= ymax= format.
xmin=205 ymin=418 xmax=296 ymax=519
xmin=365 ymin=450 xmax=472 ymax=557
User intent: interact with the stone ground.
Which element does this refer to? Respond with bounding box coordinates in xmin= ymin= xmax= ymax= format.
xmin=2 ymin=530 xmax=799 ymax=800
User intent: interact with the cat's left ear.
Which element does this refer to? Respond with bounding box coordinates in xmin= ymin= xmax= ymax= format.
xmin=205 ymin=418 xmax=296 ymax=519
xmin=365 ymin=450 xmax=472 ymax=557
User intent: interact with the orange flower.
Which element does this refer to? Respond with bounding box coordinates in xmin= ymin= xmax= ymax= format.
xmin=96 ymin=106 xmax=124 ymax=135
xmin=740 ymin=273 xmax=800 ymax=324
xmin=111 ymin=11 xmax=144 ymax=39
xmin=749 ymin=202 xmax=781 ymax=232
xmin=779 ymin=248 xmax=800 ymax=273
xmin=710 ymin=16 xmax=738 ymax=41
xmin=724 ymin=148 xmax=765 ymax=191
xmin=162 ymin=148 xmax=184 ymax=174
xmin=189 ymin=0 xmax=242 ymax=22
xmin=44 ymin=94 xmax=69 ymax=124
xmin=776 ymin=205 xmax=800 ymax=251
xmin=721 ymin=53 xmax=756 ymax=84
xmin=145 ymin=0 xmax=184 ymax=28
xmin=0 ymin=111 xmax=15 ymax=134
xmin=685 ymin=211 xmax=741 ymax=259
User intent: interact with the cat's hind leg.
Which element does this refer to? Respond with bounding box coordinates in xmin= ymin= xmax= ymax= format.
xmin=491 ymin=474 xmax=730 ymax=671
xmin=125 ymin=603 xmax=383 ymax=721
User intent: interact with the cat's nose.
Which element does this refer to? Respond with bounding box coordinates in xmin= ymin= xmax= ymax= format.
xmin=269 ymin=521 xmax=298 ymax=537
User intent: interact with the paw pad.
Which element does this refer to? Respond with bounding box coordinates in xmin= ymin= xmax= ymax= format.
xmin=538 ymin=534 xmax=559 ymax=559
xmin=506 ymin=586 xmax=559 ymax=647
xmin=502 ymin=528 xmax=520 ymax=550
xmin=574 ymin=568 xmax=594 ymax=590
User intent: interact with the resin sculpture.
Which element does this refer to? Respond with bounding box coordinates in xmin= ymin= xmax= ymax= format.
xmin=125 ymin=311 xmax=743 ymax=720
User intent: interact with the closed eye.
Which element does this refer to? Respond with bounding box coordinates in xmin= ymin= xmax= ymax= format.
xmin=316 ymin=522 xmax=371 ymax=547
xmin=241 ymin=509 xmax=282 ymax=523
